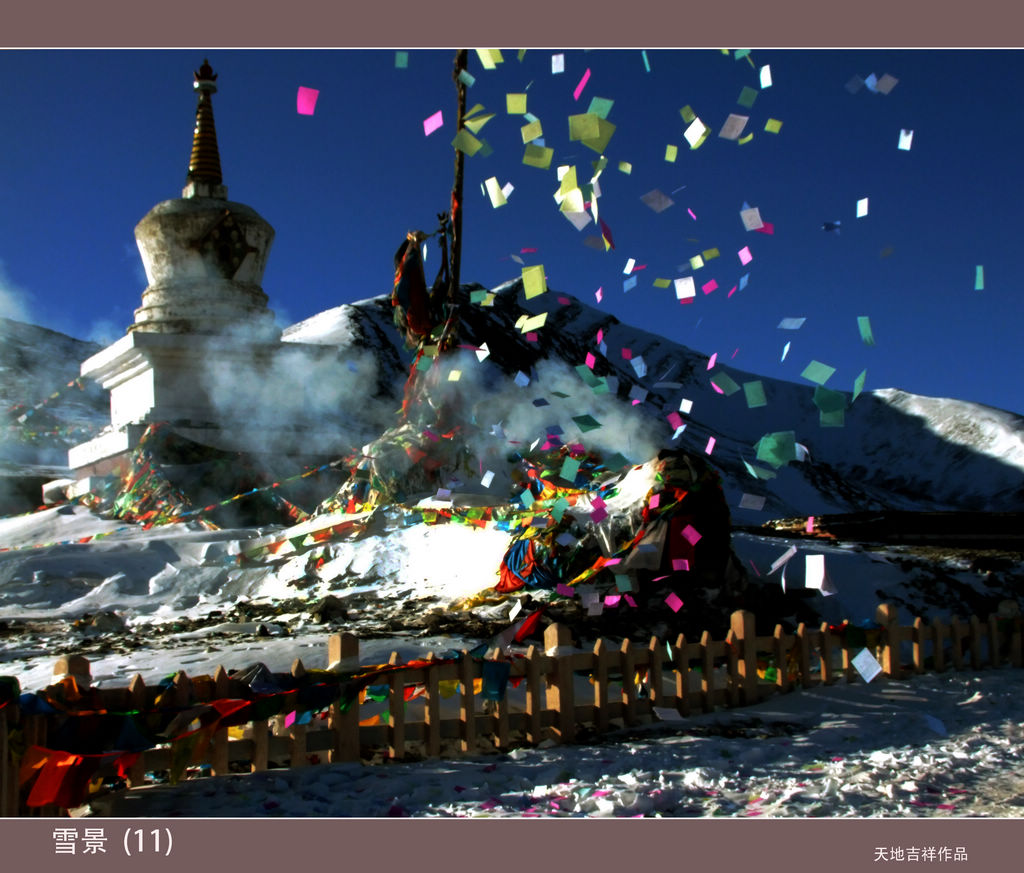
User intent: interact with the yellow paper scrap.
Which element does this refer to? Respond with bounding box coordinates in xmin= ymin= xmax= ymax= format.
xmin=464 ymin=112 xmax=495 ymax=134
xmin=581 ymin=117 xmax=616 ymax=153
xmin=665 ymin=144 xmax=678 ymax=162
xmin=465 ymin=103 xmax=486 ymax=119
xmin=452 ymin=128 xmax=483 ymax=156
xmin=475 ymin=49 xmax=503 ymax=69
xmin=558 ymin=165 xmax=578 ymax=195
xmin=765 ymin=118 xmax=783 ymax=134
xmin=690 ymin=254 xmax=704 ymax=270
xmin=558 ymin=188 xmax=585 ymax=213
xmin=515 ymin=314 xmax=528 ymax=330
xmin=484 ymin=176 xmax=507 ymax=208
xmin=506 ymin=92 xmax=527 ymax=114
xmin=680 ymin=105 xmax=696 ymax=123
xmin=521 ymin=119 xmax=543 ymax=142
xmin=523 ymin=144 xmax=554 ymax=169
xmin=702 ymin=247 xmax=721 ymax=261
xmin=738 ymin=132 xmax=754 ymax=145
xmin=520 ymin=312 xmax=548 ymax=333
xmin=448 ymin=370 xmax=462 ymax=382
xmin=522 ymin=264 xmax=547 ymax=299
xmin=653 ymin=278 xmax=671 ymax=288
xmin=618 ymin=161 xmax=632 ymax=174
xmin=568 ymin=113 xmax=601 ymax=142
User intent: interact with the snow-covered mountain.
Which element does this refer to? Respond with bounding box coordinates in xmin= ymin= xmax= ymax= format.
xmin=283 ymin=279 xmax=1024 ymax=520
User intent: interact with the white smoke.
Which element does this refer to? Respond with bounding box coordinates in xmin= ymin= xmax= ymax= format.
xmin=0 ymin=260 xmax=33 ymax=323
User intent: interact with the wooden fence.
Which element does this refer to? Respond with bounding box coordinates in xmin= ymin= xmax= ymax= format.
xmin=2 ymin=602 xmax=1022 ymax=817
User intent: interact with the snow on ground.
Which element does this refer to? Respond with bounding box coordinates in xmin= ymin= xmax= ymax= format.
xmin=91 ymin=667 xmax=1024 ymax=818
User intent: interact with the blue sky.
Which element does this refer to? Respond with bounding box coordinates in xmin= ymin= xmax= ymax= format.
xmin=1 ymin=49 xmax=1021 ymax=413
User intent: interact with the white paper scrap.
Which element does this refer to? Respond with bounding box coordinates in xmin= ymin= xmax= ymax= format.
xmin=851 ymin=648 xmax=883 ymax=683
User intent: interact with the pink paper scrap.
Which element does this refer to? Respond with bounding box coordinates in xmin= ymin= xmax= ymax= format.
xmin=649 ymin=493 xmax=660 ymax=509
xmin=688 ymin=207 xmax=697 ymax=220
xmin=585 ymin=352 xmax=596 ymax=369
xmin=573 ymin=67 xmax=592 ymax=101
xmin=284 ymin=711 xmax=297 ymax=728
xmin=665 ymin=591 xmax=684 ymax=612
xmin=621 ymin=347 xmax=632 ymax=360
xmin=591 ymin=507 xmax=608 ymax=523
xmin=711 ymin=382 xmax=724 ymax=395
xmin=682 ymin=524 xmax=702 ymax=545
xmin=596 ymin=328 xmax=604 ymax=343
xmin=423 ymin=109 xmax=444 ymax=136
xmin=806 ymin=516 xmax=815 ymax=533
xmin=521 ymin=247 xmax=538 ymax=253
xmin=604 ymin=594 xmax=622 ymax=607
xmin=556 ymin=583 xmax=576 ymax=598
xmin=732 ymin=348 xmax=740 ymax=358
xmin=707 ymin=352 xmax=718 ymax=370
xmin=667 ymin=411 xmax=684 ymax=429
xmin=296 ymin=86 xmax=320 ymax=115
xmin=727 ymin=285 xmax=738 ymax=298
xmin=603 ymin=557 xmax=621 ymax=566
xmin=705 ymin=436 xmax=716 ymax=455
xmin=672 ymin=558 xmax=689 ymax=572
xmin=702 ymin=279 xmax=719 ymax=295
xmin=738 ymin=245 xmax=753 ymax=265
xmin=558 ymin=296 xmax=571 ymax=305
xmin=595 ymin=287 xmax=603 ymax=302
xmin=624 ymin=594 xmax=637 ymax=607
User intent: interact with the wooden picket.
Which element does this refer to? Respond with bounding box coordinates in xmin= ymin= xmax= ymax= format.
xmin=2 ymin=602 xmax=1023 ymax=816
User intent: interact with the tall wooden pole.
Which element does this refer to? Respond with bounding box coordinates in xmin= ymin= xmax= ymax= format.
xmin=449 ymin=49 xmax=469 ymax=303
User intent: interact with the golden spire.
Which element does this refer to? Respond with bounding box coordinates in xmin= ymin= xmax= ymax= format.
xmin=186 ymin=59 xmax=223 ymax=191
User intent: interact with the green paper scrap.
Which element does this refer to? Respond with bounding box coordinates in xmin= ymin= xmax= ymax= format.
xmin=642 ymin=50 xmax=650 ymax=72
xmin=587 ymin=96 xmax=614 ymax=119
xmin=592 ymin=156 xmax=608 ymax=174
xmin=975 ymin=265 xmax=984 ymax=290
xmin=801 ymin=360 xmax=836 ymax=386
xmin=477 ymin=140 xmax=494 ymax=158
xmin=451 ymin=128 xmax=483 ymax=156
xmin=820 ymin=409 xmax=845 ymax=428
xmin=521 ymin=119 xmax=543 ymax=143
xmin=464 ymin=112 xmax=495 ymax=134
xmin=605 ymin=452 xmax=630 ymax=470
xmin=395 ymin=51 xmax=409 ymax=69
xmin=743 ymin=380 xmax=767 ymax=408
xmin=852 ymin=369 xmax=867 ymax=403
xmin=680 ymin=105 xmax=696 ymax=123
xmin=572 ymin=414 xmax=602 ymax=433
xmin=591 ymin=378 xmax=610 ymax=395
xmin=457 ymin=69 xmax=476 ymax=88
xmin=551 ymin=496 xmax=569 ymax=522
xmin=653 ymin=278 xmax=671 ymax=288
xmin=702 ymin=247 xmax=721 ymax=261
xmin=523 ymin=143 xmax=554 ymax=169
xmin=764 ymin=118 xmax=783 ymax=134
xmin=737 ymin=86 xmax=759 ymax=108
xmin=618 ymin=161 xmax=632 ymax=174
xmin=560 ymin=457 xmax=581 ymax=482
xmin=517 ymin=49 xmax=527 ymax=62
xmin=614 ymin=574 xmax=634 ymax=593
xmin=813 ymin=386 xmax=848 ymax=414
xmin=857 ymin=316 xmax=876 ymax=346
xmin=665 ymin=144 xmax=678 ymax=162
xmin=520 ymin=488 xmax=535 ymax=509
xmin=709 ymin=370 xmax=741 ymax=396
xmin=743 ymin=459 xmax=777 ymax=480
xmin=415 ymin=354 xmax=434 ymax=372
xmin=575 ymin=364 xmax=601 ymax=387
xmin=470 ymin=289 xmax=488 ymax=303
xmin=506 ymin=93 xmax=527 ymax=114
xmin=755 ymin=431 xmax=797 ymax=469
xmin=734 ymin=49 xmax=751 ymax=60
xmin=522 ymin=264 xmax=547 ymax=299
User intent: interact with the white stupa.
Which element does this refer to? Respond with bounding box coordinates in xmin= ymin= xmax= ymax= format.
xmin=66 ymin=60 xmax=345 ymax=485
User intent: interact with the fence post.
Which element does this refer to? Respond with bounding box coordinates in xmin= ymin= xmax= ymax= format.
xmin=912 ymin=618 xmax=926 ymax=674
xmin=328 ymin=633 xmax=360 ymax=763
xmin=491 ymin=649 xmax=510 ymax=751
xmin=932 ymin=618 xmax=947 ymax=673
xmin=699 ymin=631 xmax=715 ymax=712
xmin=545 ymin=624 xmax=576 ymax=742
xmin=874 ymin=604 xmax=900 ymax=679
xmin=673 ymin=634 xmax=690 ymax=716
xmin=422 ymin=653 xmax=441 ymax=758
xmin=820 ymin=622 xmax=836 ymax=685
xmin=126 ymin=675 xmax=148 ymax=788
xmin=387 ymin=652 xmax=405 ymax=761
xmin=1011 ymin=616 xmax=1023 ymax=669
xmin=592 ymin=639 xmax=609 ymax=734
xmin=524 ymin=644 xmax=542 ymax=745
xmin=725 ymin=629 xmax=740 ymax=708
xmin=968 ymin=616 xmax=983 ymax=669
xmin=987 ymin=614 xmax=1000 ymax=667
xmin=731 ymin=611 xmax=758 ymax=704
xmin=620 ymin=638 xmax=638 ymax=727
xmin=773 ymin=625 xmax=791 ymax=693
xmin=459 ymin=649 xmax=476 ymax=753
xmin=210 ymin=666 xmax=231 ymax=777
xmin=795 ymin=623 xmax=812 ymax=687
xmin=950 ymin=617 xmax=964 ymax=670
xmin=647 ymin=636 xmax=664 ymax=710
xmin=289 ymin=659 xmax=310 ymax=767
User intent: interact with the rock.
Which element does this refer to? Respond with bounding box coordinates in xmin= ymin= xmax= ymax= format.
xmin=310 ymin=595 xmax=349 ymax=624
